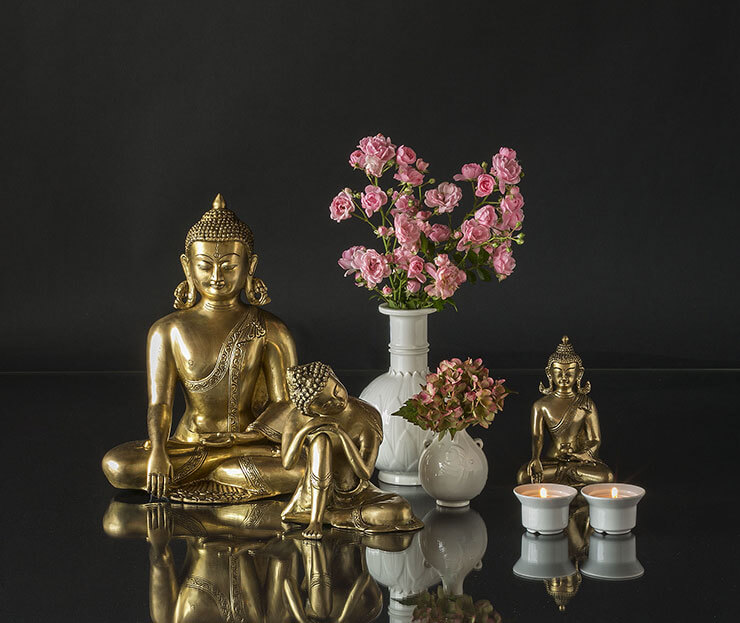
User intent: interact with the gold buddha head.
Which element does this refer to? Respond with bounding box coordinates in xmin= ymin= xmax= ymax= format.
xmin=540 ymin=336 xmax=591 ymax=395
xmin=287 ymin=362 xmax=349 ymax=416
xmin=174 ymin=194 xmax=269 ymax=308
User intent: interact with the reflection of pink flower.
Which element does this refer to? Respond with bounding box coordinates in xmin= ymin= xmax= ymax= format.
xmin=394 ymin=213 xmax=421 ymax=252
xmin=492 ymin=245 xmax=516 ymax=279
xmin=338 ymin=245 xmax=366 ymax=275
xmin=360 ymin=184 xmax=388 ymax=216
xmin=394 ymin=165 xmax=424 ymax=186
xmin=407 ymin=255 xmax=426 ymax=282
xmin=453 ymin=163 xmax=484 ymax=181
xmin=474 ymin=205 xmax=497 ymax=228
xmin=457 ymin=218 xmax=491 ymax=251
xmin=424 ymin=254 xmax=467 ymax=299
xmin=416 ymin=158 xmax=429 ymax=172
xmin=475 ymin=173 xmax=495 ymax=197
xmin=396 ymin=145 xmax=417 ymax=165
xmin=427 ymin=224 xmax=451 ymax=242
xmin=329 ymin=191 xmax=355 ymax=222
xmin=349 ymin=150 xmax=365 ymax=169
xmin=424 ymin=182 xmax=462 ymax=213
xmin=359 ymin=249 xmax=391 ymax=288
xmin=491 ymin=147 xmax=522 ymax=193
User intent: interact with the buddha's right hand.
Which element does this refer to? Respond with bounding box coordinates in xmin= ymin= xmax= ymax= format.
xmin=147 ymin=448 xmax=173 ymax=498
xmin=527 ymin=458 xmax=543 ymax=483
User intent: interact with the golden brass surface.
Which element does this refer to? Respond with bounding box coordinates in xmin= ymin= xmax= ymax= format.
xmin=103 ymin=498 xmax=404 ymax=623
xmin=516 ymin=336 xmax=614 ymax=487
xmin=102 ymin=195 xmax=420 ymax=535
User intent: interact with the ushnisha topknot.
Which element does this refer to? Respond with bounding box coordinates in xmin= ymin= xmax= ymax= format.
xmin=287 ymin=361 xmax=335 ymax=414
xmin=546 ymin=335 xmax=583 ymax=368
xmin=185 ymin=193 xmax=254 ymax=254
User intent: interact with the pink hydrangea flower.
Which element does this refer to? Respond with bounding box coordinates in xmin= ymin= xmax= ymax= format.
xmin=329 ymin=190 xmax=355 ymax=222
xmin=394 ymin=164 xmax=425 ymax=186
xmin=492 ymin=245 xmax=516 ymax=279
xmin=360 ymin=184 xmax=388 ymax=216
xmin=453 ymin=163 xmax=484 ymax=181
xmin=457 ymin=218 xmax=491 ymax=251
xmin=338 ymin=245 xmax=366 ymax=275
xmin=416 ymin=158 xmax=429 ymax=172
xmin=396 ymin=145 xmax=417 ymax=165
xmin=424 ymin=182 xmax=463 ymax=213
xmin=424 ymin=254 xmax=467 ymax=299
xmin=474 ymin=205 xmax=497 ymax=228
xmin=359 ymin=248 xmax=391 ymax=288
xmin=349 ymin=149 xmax=366 ymax=169
xmin=427 ymin=223 xmax=451 ymax=243
xmin=394 ymin=213 xmax=421 ymax=252
xmin=491 ymin=147 xmax=522 ymax=193
xmin=475 ymin=173 xmax=496 ymax=197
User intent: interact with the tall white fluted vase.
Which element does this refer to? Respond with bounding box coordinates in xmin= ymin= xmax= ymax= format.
xmin=360 ymin=305 xmax=435 ymax=486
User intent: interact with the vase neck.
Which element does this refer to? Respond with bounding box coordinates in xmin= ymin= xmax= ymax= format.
xmin=385 ymin=311 xmax=430 ymax=374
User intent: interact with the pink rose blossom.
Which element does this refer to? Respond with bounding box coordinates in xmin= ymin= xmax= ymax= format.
xmin=416 ymin=158 xmax=429 ymax=172
xmin=364 ymin=155 xmax=384 ymax=177
xmin=349 ymin=150 xmax=366 ymax=169
xmin=424 ymin=254 xmax=467 ymax=299
xmin=474 ymin=205 xmax=497 ymax=228
xmin=491 ymin=147 xmax=522 ymax=193
xmin=424 ymin=182 xmax=463 ymax=213
xmin=382 ymin=286 xmax=392 ymax=296
xmin=453 ymin=163 xmax=484 ymax=181
xmin=392 ymin=193 xmax=418 ymax=215
xmin=394 ymin=164 xmax=424 ymax=186
xmin=499 ymin=200 xmax=524 ymax=230
xmin=475 ymin=173 xmax=496 ymax=197
xmin=427 ymin=224 xmax=451 ymax=243
xmin=505 ymin=186 xmax=524 ymax=211
xmin=407 ymin=255 xmax=426 ymax=282
xmin=338 ymin=245 xmax=366 ymax=275
xmin=360 ymin=184 xmax=388 ymax=216
xmin=376 ymin=226 xmax=394 ymax=237
xmin=393 ymin=246 xmax=414 ymax=269
xmin=358 ymin=133 xmax=396 ymax=162
xmin=492 ymin=245 xmax=516 ymax=279
xmin=329 ymin=191 xmax=355 ymax=222
xmin=406 ymin=280 xmax=421 ymax=294
xmin=393 ymin=213 xmax=421 ymax=252
xmin=396 ymin=145 xmax=417 ymax=165
xmin=359 ymin=248 xmax=391 ymax=288
xmin=415 ymin=210 xmax=432 ymax=221
xmin=457 ymin=218 xmax=491 ymax=251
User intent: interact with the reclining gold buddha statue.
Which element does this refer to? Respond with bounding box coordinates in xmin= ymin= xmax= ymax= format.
xmin=102 ymin=195 xmax=420 ymax=534
xmin=516 ymin=336 xmax=614 ymax=487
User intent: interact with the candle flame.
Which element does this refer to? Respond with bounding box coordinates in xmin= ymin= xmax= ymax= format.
xmin=540 ymin=487 xmax=548 ymax=498
xmin=611 ymin=487 xmax=619 ymax=498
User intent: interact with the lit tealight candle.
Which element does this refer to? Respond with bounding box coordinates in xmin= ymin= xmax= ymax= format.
xmin=513 ymin=483 xmax=577 ymax=535
xmin=581 ymin=483 xmax=645 ymax=535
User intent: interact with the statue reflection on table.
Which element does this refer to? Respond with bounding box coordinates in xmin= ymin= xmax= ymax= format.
xmin=517 ymin=336 xmax=614 ymax=487
xmin=102 ymin=194 xmax=419 ymax=535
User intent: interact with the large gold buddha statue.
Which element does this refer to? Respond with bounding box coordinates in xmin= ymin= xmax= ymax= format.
xmin=516 ymin=336 xmax=614 ymax=487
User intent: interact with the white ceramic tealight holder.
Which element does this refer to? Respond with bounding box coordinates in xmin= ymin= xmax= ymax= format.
xmin=581 ymin=483 xmax=645 ymax=535
xmin=581 ymin=531 xmax=644 ymax=580
xmin=513 ymin=483 xmax=578 ymax=535
xmin=512 ymin=531 xmax=576 ymax=580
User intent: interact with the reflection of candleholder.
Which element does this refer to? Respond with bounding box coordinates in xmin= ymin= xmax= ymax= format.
xmin=420 ymin=507 xmax=488 ymax=596
xmin=513 ymin=531 xmax=576 ymax=580
xmin=581 ymin=531 xmax=644 ymax=580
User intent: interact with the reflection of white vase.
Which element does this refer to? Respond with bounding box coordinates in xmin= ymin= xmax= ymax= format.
xmin=512 ymin=531 xmax=576 ymax=580
xmin=419 ymin=507 xmax=488 ymax=596
xmin=360 ymin=305 xmax=435 ymax=486
xmin=366 ymin=531 xmax=440 ymax=623
xmin=418 ymin=429 xmax=488 ymax=507
xmin=581 ymin=532 xmax=644 ymax=580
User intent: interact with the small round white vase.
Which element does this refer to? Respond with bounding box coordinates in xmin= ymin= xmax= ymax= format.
xmin=360 ymin=305 xmax=435 ymax=486
xmin=418 ymin=429 xmax=488 ymax=507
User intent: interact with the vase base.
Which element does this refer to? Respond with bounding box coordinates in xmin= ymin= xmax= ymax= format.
xmin=378 ymin=470 xmax=421 ymax=486
xmin=435 ymin=499 xmax=470 ymax=508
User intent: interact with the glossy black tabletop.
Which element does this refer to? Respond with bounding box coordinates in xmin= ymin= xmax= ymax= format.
xmin=1 ymin=370 xmax=736 ymax=621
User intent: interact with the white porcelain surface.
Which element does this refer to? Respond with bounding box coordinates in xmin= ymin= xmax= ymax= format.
xmin=512 ymin=531 xmax=576 ymax=580
xmin=418 ymin=429 xmax=488 ymax=507
xmin=419 ymin=507 xmax=487 ymax=596
xmin=360 ymin=306 xmax=435 ymax=485
xmin=581 ymin=531 xmax=644 ymax=580
xmin=581 ymin=483 xmax=645 ymax=535
xmin=513 ymin=484 xmax=578 ymax=535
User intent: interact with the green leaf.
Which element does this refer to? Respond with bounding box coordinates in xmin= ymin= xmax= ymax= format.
xmin=478 ymin=267 xmax=492 ymax=281
xmin=466 ymin=270 xmax=477 ymax=283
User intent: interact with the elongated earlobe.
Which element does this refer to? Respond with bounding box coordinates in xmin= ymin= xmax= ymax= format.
xmin=174 ymin=254 xmax=197 ymax=309
xmin=244 ymin=253 xmax=271 ymax=306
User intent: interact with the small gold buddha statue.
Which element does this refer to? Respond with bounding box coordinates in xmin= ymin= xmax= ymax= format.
xmin=516 ymin=336 xmax=614 ymax=487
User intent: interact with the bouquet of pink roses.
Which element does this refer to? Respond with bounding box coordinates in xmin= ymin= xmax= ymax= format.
xmin=395 ymin=357 xmax=510 ymax=440
xmin=329 ymin=133 xmax=525 ymax=310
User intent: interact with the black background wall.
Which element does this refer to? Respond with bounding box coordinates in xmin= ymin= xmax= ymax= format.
xmin=4 ymin=0 xmax=738 ymax=371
